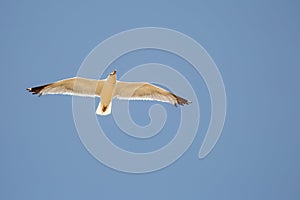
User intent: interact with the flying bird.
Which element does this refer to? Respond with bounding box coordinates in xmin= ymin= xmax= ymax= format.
xmin=26 ymin=70 xmax=191 ymax=115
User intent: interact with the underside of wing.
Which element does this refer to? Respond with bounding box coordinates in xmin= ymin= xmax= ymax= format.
xmin=114 ymin=81 xmax=191 ymax=106
xmin=26 ymin=77 xmax=104 ymax=97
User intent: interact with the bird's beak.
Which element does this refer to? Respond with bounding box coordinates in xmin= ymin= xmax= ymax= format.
xmin=112 ymin=69 xmax=117 ymax=75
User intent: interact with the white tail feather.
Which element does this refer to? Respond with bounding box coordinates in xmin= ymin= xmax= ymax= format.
xmin=96 ymin=101 xmax=112 ymax=115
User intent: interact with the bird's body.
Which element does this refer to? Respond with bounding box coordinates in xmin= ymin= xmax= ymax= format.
xmin=96 ymin=70 xmax=116 ymax=115
xmin=27 ymin=70 xmax=191 ymax=115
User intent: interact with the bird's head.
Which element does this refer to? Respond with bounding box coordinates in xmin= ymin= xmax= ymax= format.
xmin=110 ymin=70 xmax=117 ymax=76
xmin=107 ymin=69 xmax=117 ymax=83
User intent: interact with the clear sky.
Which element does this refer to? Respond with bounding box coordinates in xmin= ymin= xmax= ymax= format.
xmin=1 ymin=0 xmax=300 ymax=199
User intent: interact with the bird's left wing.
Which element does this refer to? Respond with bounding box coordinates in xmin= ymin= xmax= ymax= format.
xmin=113 ymin=81 xmax=191 ymax=106
xmin=27 ymin=77 xmax=104 ymax=97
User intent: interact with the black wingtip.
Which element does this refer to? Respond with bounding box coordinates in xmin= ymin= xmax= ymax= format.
xmin=172 ymin=94 xmax=192 ymax=106
xmin=26 ymin=84 xmax=50 ymax=96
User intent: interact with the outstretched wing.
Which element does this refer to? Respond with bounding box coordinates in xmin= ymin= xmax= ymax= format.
xmin=113 ymin=81 xmax=191 ymax=106
xmin=27 ymin=77 xmax=104 ymax=97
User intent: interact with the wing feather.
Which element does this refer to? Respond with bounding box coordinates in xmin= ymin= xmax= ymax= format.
xmin=26 ymin=77 xmax=104 ymax=97
xmin=114 ymin=81 xmax=191 ymax=106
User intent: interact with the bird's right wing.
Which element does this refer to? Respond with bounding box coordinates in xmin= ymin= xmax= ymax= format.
xmin=27 ymin=77 xmax=104 ymax=97
xmin=114 ymin=81 xmax=191 ymax=106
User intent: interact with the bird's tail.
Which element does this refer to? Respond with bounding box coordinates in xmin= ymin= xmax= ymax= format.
xmin=96 ymin=101 xmax=112 ymax=115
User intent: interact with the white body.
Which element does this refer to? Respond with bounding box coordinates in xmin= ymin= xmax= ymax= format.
xmin=96 ymin=73 xmax=116 ymax=115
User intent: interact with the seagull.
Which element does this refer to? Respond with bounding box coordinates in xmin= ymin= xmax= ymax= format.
xmin=26 ymin=70 xmax=191 ymax=115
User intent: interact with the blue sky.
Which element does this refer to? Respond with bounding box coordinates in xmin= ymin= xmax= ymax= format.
xmin=1 ymin=0 xmax=300 ymax=199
